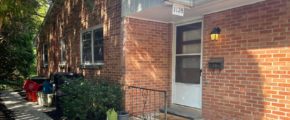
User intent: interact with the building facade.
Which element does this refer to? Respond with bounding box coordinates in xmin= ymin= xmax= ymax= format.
xmin=35 ymin=0 xmax=290 ymax=119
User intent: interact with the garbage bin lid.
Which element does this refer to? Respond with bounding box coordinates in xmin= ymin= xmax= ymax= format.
xmin=28 ymin=77 xmax=50 ymax=80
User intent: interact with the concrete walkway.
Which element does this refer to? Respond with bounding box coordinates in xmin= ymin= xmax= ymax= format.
xmin=0 ymin=90 xmax=54 ymax=120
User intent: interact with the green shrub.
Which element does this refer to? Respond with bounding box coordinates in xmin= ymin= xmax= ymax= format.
xmin=0 ymin=80 xmax=24 ymax=90
xmin=59 ymin=76 xmax=123 ymax=120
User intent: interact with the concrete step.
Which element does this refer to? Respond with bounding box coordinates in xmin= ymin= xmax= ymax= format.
xmin=160 ymin=108 xmax=203 ymax=120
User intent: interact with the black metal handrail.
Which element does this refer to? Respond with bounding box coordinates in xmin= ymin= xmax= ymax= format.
xmin=128 ymin=86 xmax=168 ymax=120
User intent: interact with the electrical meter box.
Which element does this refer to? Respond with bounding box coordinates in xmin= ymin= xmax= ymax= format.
xmin=208 ymin=57 xmax=224 ymax=69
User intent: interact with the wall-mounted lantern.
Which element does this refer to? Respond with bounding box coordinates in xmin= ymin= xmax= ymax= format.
xmin=210 ymin=27 xmax=221 ymax=41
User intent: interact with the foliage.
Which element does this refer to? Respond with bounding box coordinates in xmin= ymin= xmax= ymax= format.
xmin=0 ymin=0 xmax=95 ymax=81
xmin=0 ymin=30 xmax=36 ymax=81
xmin=0 ymin=80 xmax=24 ymax=90
xmin=0 ymin=0 xmax=46 ymax=30
xmin=0 ymin=0 xmax=49 ymax=81
xmin=59 ymin=76 xmax=124 ymax=120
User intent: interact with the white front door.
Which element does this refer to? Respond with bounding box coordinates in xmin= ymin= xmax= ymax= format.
xmin=173 ymin=21 xmax=203 ymax=109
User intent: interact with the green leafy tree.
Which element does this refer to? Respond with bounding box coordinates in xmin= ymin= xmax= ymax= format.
xmin=0 ymin=0 xmax=47 ymax=80
xmin=0 ymin=0 xmax=95 ymax=81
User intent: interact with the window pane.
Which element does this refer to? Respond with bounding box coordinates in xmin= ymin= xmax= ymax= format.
xmin=175 ymin=55 xmax=200 ymax=84
xmin=83 ymin=40 xmax=91 ymax=48
xmin=82 ymin=31 xmax=91 ymax=39
xmin=93 ymin=28 xmax=103 ymax=63
xmin=61 ymin=39 xmax=66 ymax=63
xmin=44 ymin=54 xmax=48 ymax=63
xmin=82 ymin=31 xmax=92 ymax=64
xmin=43 ymin=44 xmax=48 ymax=64
xmin=94 ymin=46 xmax=103 ymax=63
xmin=93 ymin=29 xmax=103 ymax=46
xmin=44 ymin=44 xmax=47 ymax=54
xmin=94 ymin=39 xmax=103 ymax=46
xmin=62 ymin=50 xmax=66 ymax=62
xmin=182 ymin=44 xmax=201 ymax=53
xmin=94 ymin=29 xmax=103 ymax=40
xmin=176 ymin=22 xmax=202 ymax=54
xmin=183 ymin=29 xmax=201 ymax=41
xmin=82 ymin=48 xmax=92 ymax=64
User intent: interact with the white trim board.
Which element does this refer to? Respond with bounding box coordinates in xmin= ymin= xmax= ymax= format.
xmin=43 ymin=43 xmax=48 ymax=65
xmin=61 ymin=37 xmax=67 ymax=65
xmin=80 ymin=24 xmax=103 ymax=33
xmin=126 ymin=16 xmax=172 ymax=24
xmin=203 ymin=0 xmax=266 ymax=15
xmin=174 ymin=16 xmax=203 ymax=26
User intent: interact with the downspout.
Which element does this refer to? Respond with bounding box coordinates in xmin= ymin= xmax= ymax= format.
xmin=53 ymin=22 xmax=56 ymax=72
xmin=166 ymin=23 xmax=170 ymax=120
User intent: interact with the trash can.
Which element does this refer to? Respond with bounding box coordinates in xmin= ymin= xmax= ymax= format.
xmin=43 ymin=81 xmax=53 ymax=94
xmin=23 ymin=79 xmax=42 ymax=92
xmin=36 ymin=91 xmax=44 ymax=105
xmin=106 ymin=109 xmax=117 ymax=120
xmin=27 ymin=90 xmax=42 ymax=102
xmin=43 ymin=93 xmax=54 ymax=107
xmin=28 ymin=77 xmax=50 ymax=84
xmin=117 ymin=111 xmax=130 ymax=120
xmin=49 ymin=72 xmax=81 ymax=109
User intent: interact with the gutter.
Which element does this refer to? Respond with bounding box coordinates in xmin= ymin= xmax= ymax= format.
xmin=165 ymin=0 xmax=213 ymax=7
xmin=32 ymin=3 xmax=54 ymax=47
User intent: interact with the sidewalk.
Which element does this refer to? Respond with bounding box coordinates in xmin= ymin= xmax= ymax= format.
xmin=0 ymin=90 xmax=54 ymax=120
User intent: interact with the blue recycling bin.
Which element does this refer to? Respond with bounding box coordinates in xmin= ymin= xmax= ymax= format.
xmin=43 ymin=81 xmax=53 ymax=94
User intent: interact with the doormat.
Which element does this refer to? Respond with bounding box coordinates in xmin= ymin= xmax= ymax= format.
xmin=153 ymin=114 xmax=191 ymax=120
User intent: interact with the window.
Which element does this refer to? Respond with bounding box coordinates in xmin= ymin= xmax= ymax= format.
xmin=61 ymin=38 xmax=66 ymax=65
xmin=43 ymin=43 xmax=48 ymax=65
xmin=80 ymin=24 xmax=104 ymax=65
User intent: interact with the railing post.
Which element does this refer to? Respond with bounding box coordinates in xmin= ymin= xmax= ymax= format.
xmin=165 ymin=92 xmax=167 ymax=120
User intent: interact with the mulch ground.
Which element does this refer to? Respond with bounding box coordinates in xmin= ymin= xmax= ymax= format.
xmin=14 ymin=90 xmax=68 ymax=120
xmin=0 ymin=93 xmax=16 ymax=120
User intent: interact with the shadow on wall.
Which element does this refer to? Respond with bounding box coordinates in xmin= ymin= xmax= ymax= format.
xmin=37 ymin=0 xmax=172 ymax=117
xmin=202 ymin=1 xmax=290 ymax=119
xmin=121 ymin=17 xmax=172 ymax=116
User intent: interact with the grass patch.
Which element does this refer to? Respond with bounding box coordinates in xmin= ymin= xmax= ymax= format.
xmin=29 ymin=72 xmax=37 ymax=77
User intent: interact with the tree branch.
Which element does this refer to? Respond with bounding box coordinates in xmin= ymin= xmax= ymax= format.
xmin=29 ymin=12 xmax=45 ymax=18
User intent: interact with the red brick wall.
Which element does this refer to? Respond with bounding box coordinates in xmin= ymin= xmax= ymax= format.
xmin=36 ymin=0 xmax=173 ymax=114
xmin=202 ymin=0 xmax=290 ymax=119
xmin=37 ymin=0 xmax=124 ymax=82
xmin=121 ymin=18 xmax=173 ymax=114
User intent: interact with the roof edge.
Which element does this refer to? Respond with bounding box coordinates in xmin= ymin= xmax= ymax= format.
xmin=33 ymin=3 xmax=54 ymax=47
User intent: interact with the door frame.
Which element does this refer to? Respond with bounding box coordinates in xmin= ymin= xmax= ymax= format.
xmin=171 ymin=19 xmax=204 ymax=109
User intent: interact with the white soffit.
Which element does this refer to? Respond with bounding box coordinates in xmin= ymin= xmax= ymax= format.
xmin=129 ymin=0 xmax=266 ymax=23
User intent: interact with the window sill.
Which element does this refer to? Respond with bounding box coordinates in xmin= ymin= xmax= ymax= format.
xmin=42 ymin=64 xmax=48 ymax=68
xmin=78 ymin=64 xmax=104 ymax=69
xmin=58 ymin=64 xmax=66 ymax=69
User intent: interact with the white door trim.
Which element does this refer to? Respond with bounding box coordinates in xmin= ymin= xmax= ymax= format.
xmin=171 ymin=19 xmax=204 ymax=109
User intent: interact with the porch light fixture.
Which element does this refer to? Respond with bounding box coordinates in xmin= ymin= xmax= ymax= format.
xmin=210 ymin=27 xmax=221 ymax=41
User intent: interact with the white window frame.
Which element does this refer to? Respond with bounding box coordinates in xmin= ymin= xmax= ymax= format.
xmin=80 ymin=24 xmax=104 ymax=65
xmin=43 ymin=43 xmax=48 ymax=65
xmin=61 ymin=37 xmax=66 ymax=65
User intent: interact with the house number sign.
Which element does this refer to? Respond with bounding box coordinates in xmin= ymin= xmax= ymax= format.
xmin=172 ymin=3 xmax=184 ymax=16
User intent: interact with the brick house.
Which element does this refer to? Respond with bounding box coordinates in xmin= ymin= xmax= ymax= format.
xmin=34 ymin=0 xmax=290 ymax=119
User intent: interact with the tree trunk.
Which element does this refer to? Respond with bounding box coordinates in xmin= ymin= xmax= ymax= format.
xmin=0 ymin=17 xmax=3 ymax=31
